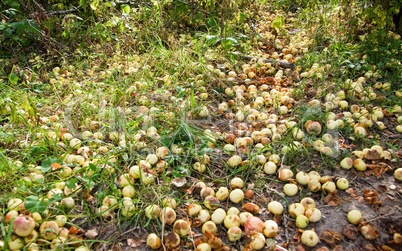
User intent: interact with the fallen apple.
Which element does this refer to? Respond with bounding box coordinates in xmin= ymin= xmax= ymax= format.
xmin=244 ymin=216 xmax=264 ymax=234
xmin=230 ymin=177 xmax=244 ymax=189
xmin=196 ymin=243 xmax=212 ymax=251
xmin=296 ymin=214 xmax=309 ymax=228
xmin=300 ymin=197 xmax=316 ymax=210
xmin=394 ymin=168 xmax=402 ymax=181
xmin=229 ymin=189 xmax=244 ymax=203
xmin=336 ymin=178 xmax=349 ymax=190
xmin=347 ymin=209 xmax=363 ymax=225
xmin=305 ymin=208 xmax=322 ymax=222
xmin=13 ymin=215 xmax=36 ymax=237
xmin=340 ymin=157 xmax=353 ymax=169
xmin=296 ymin=171 xmax=310 ymax=185
xmin=198 ymin=209 xmax=211 ymax=223
xmin=263 ymin=220 xmax=278 ymax=238
xmin=283 ymin=183 xmax=298 ymax=196
xmin=211 ymin=208 xmax=226 ymax=224
xmin=249 ymin=232 xmax=266 ymax=250
xmin=289 ymin=203 xmax=305 ymax=218
xmin=39 ymin=221 xmax=59 ymax=240
xmin=173 ymin=219 xmax=191 ymax=237
xmin=160 ymin=207 xmax=176 ymax=225
xmin=227 ymin=226 xmax=242 ymax=241
xmin=267 ymin=201 xmax=283 ymax=215
xmin=224 ymin=214 xmax=241 ymax=229
xmin=202 ymin=221 xmax=217 ymax=234
xmin=305 ymin=121 xmax=322 ymax=136
xmin=301 ymin=230 xmax=319 ymax=247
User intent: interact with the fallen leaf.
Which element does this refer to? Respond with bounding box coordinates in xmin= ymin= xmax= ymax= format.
xmin=127 ymin=238 xmax=145 ymax=248
xmin=320 ymin=230 xmax=342 ymax=247
xmin=323 ymin=193 xmax=342 ymax=206
xmin=85 ymin=229 xmax=98 ymax=239
xmin=51 ymin=162 xmax=62 ymax=171
xmin=171 ymin=177 xmax=187 ymax=187
xmin=365 ymin=150 xmax=381 ymax=160
xmin=343 ymin=224 xmax=358 ymax=240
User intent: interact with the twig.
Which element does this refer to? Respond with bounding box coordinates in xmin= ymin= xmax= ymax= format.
xmin=365 ymin=210 xmax=397 ymax=223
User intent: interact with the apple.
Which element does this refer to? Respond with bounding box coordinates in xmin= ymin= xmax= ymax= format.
xmin=227 ymin=226 xmax=242 ymax=241
xmin=289 ymin=203 xmax=305 ymax=218
xmin=227 ymin=207 xmax=240 ymax=216
xmin=160 ymin=207 xmax=176 ymax=225
xmin=305 ymin=121 xmax=322 ymax=136
xmin=308 ymin=179 xmax=321 ymax=192
xmin=340 ymin=157 xmax=353 ymax=169
xmin=13 ymin=215 xmax=36 ymax=237
xmin=353 ymin=159 xmax=367 ymax=171
xmin=5 ymin=210 xmax=18 ymax=223
xmin=39 ymin=221 xmax=59 ymax=240
xmin=305 ymin=208 xmax=322 ymax=222
xmin=145 ymin=205 xmax=161 ymax=219
xmin=336 ymin=178 xmax=349 ymax=190
xmin=60 ymin=197 xmax=75 ymax=209
xmin=228 ymin=155 xmax=242 ymax=167
xmin=239 ymin=212 xmax=253 ymax=226
xmin=204 ymin=196 xmax=220 ymax=210
xmin=200 ymin=187 xmax=215 ymax=199
xmin=224 ymin=214 xmax=241 ymax=229
xmin=173 ymin=219 xmax=191 ymax=237
xmin=347 ymin=209 xmax=363 ymax=225
xmin=301 ymin=230 xmax=319 ymax=247
xmin=300 ymin=197 xmax=316 ymax=210
xmin=322 ymin=181 xmax=336 ymax=193
xmin=230 ymin=177 xmax=244 ymax=189
xmin=296 ymin=215 xmax=309 ymax=228
xmin=8 ymin=234 xmax=23 ymax=250
xmin=211 ymin=208 xmax=226 ymax=224
xmin=163 ymin=198 xmax=177 ymax=209
xmin=197 ymin=243 xmax=212 ymax=251
xmin=23 ymin=229 xmax=38 ymax=244
xmin=283 ymin=183 xmax=298 ymax=196
xmin=202 ymin=221 xmax=217 ymax=234
xmin=395 ymin=168 xmax=402 ymax=181
xmin=263 ymin=220 xmax=278 ymax=237
xmin=268 ymin=201 xmax=283 ymax=215
xmin=296 ymin=171 xmax=310 ymax=185
xmin=229 ymin=189 xmax=244 ymax=203
xmin=198 ymin=210 xmax=211 ymax=223
xmin=264 ymin=161 xmax=277 ymax=175
xmin=249 ymin=232 xmax=266 ymax=250
xmin=278 ymin=168 xmax=293 ymax=181
xmin=7 ymin=198 xmax=23 ymax=211
xmin=244 ymin=216 xmax=264 ymax=234
xmin=187 ymin=204 xmax=202 ymax=217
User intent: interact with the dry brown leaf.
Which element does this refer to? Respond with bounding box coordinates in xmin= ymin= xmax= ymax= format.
xmin=343 ymin=224 xmax=358 ymax=240
xmin=85 ymin=229 xmax=98 ymax=239
xmin=171 ymin=177 xmax=187 ymax=187
xmin=320 ymin=230 xmax=342 ymax=247
xmin=365 ymin=150 xmax=381 ymax=160
xmin=127 ymin=238 xmax=145 ymax=248
xmin=323 ymin=193 xmax=342 ymax=206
